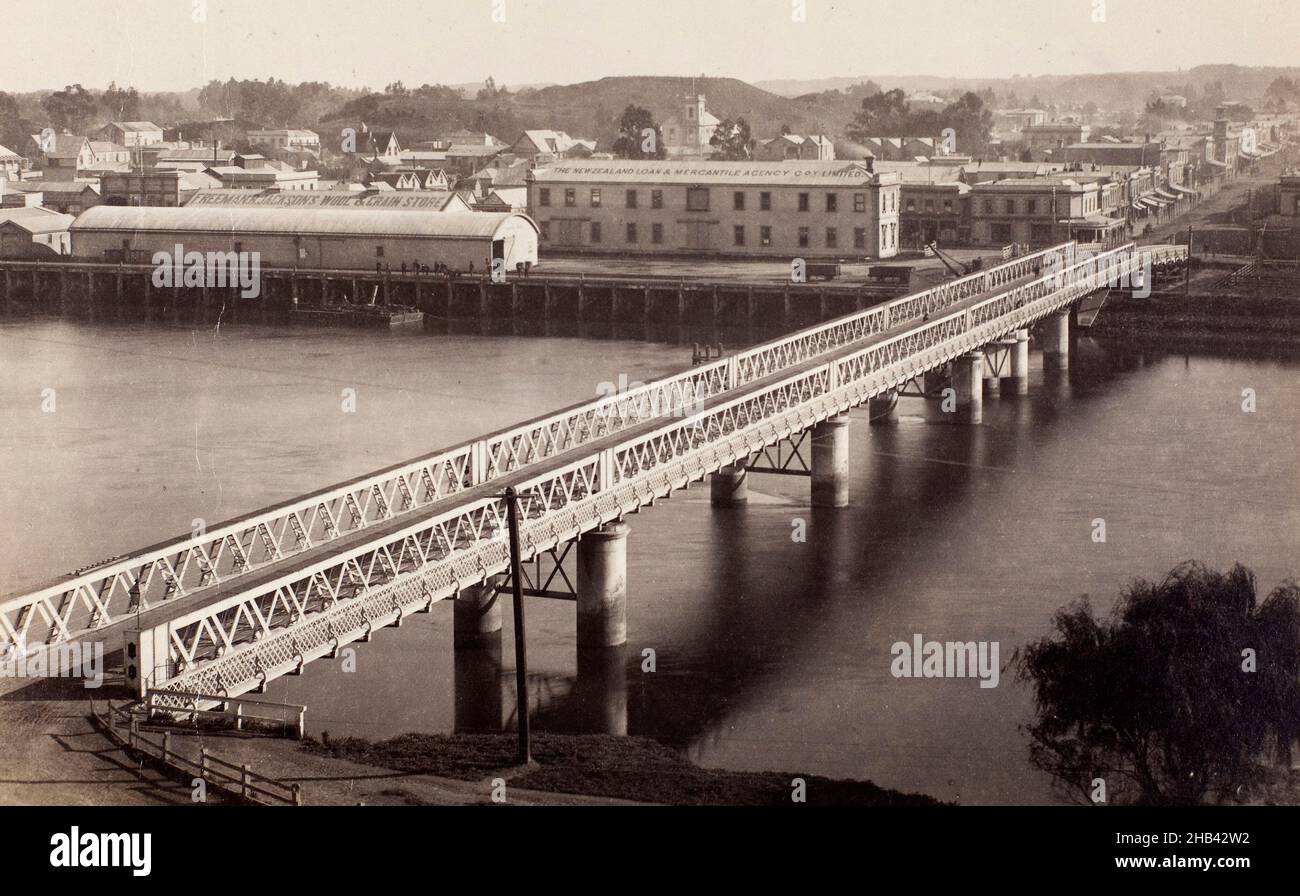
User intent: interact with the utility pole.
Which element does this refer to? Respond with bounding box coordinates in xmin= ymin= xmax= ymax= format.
xmin=1185 ymin=224 xmax=1192 ymax=298
xmin=503 ymin=486 xmax=531 ymax=765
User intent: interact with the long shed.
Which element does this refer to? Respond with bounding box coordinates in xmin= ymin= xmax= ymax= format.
xmin=69 ymin=205 xmax=539 ymax=271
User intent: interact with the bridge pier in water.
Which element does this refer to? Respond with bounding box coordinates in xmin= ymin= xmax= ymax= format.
xmin=576 ymin=522 xmax=630 ymax=648
xmin=1041 ymin=310 xmax=1070 ymax=371
xmin=453 ymin=575 xmax=505 ymax=648
xmin=710 ymin=465 xmax=748 ymax=506
xmin=811 ymin=414 xmax=851 ymax=507
xmin=869 ymin=390 xmax=898 ymax=424
xmin=952 ymin=352 xmax=985 ymax=424
xmin=1008 ymin=329 xmax=1031 ymax=395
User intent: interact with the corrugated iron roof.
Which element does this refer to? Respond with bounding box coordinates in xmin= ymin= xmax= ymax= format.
xmin=70 ymin=205 xmax=536 ymax=239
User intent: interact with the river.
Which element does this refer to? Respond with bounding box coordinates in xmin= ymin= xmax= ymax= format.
xmin=1 ymin=318 xmax=1296 ymax=804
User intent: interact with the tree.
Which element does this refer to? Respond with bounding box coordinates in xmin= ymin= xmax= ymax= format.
xmin=384 ymin=81 xmax=409 ymax=97
xmin=847 ymin=88 xmax=912 ymax=141
xmin=939 ymin=91 xmax=993 ymax=153
xmin=709 ymin=116 xmax=753 ymax=161
xmin=611 ymin=104 xmax=664 ymax=159
xmin=1017 ymin=562 xmax=1300 ymax=806
xmin=100 ymin=82 xmax=141 ymax=121
xmin=42 ymin=84 xmax=98 ymax=133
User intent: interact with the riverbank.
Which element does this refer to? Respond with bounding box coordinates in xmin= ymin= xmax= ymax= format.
xmin=1090 ymin=289 xmax=1300 ymax=349
xmin=302 ymin=732 xmax=943 ymax=806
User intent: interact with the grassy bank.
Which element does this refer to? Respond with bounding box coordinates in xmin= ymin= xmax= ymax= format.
xmin=303 ymin=732 xmax=942 ymax=806
xmin=1092 ymin=290 xmax=1300 ymax=349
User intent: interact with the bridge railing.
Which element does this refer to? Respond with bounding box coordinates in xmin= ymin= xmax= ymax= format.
xmin=1 ymin=244 xmax=1074 ymax=655
xmin=151 ymin=245 xmax=1137 ymax=699
xmin=729 ymin=242 xmax=1074 ymax=385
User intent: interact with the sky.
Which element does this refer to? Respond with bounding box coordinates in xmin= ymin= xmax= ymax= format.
xmin=2 ymin=0 xmax=1297 ymax=93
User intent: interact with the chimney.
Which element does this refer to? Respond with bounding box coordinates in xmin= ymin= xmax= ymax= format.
xmin=864 ymin=156 xmax=874 ymax=173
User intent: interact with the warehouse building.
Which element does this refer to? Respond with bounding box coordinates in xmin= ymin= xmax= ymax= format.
xmin=0 ymin=207 xmax=74 ymax=258
xmin=70 ymin=206 xmax=539 ymax=271
xmin=527 ymin=160 xmax=901 ymax=260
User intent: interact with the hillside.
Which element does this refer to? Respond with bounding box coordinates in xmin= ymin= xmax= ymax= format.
xmin=318 ymin=76 xmax=849 ymax=149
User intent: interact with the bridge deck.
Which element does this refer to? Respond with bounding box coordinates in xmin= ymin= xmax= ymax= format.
xmin=94 ymin=264 xmax=1046 ymax=642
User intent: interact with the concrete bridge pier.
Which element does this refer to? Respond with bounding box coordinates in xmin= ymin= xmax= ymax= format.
xmin=1041 ymin=310 xmax=1070 ymax=371
xmin=1007 ymin=329 xmax=1031 ymax=395
xmin=952 ymin=352 xmax=985 ymax=424
xmin=710 ymin=465 xmax=748 ymax=506
xmin=453 ymin=575 xmax=504 ymax=648
xmin=811 ymin=414 xmax=851 ymax=507
xmin=577 ymin=522 xmax=630 ymax=647
xmin=982 ymin=350 xmax=1002 ymax=398
xmin=868 ymin=390 xmax=898 ymax=424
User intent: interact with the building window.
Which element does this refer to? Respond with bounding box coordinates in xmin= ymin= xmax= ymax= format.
xmin=539 ymin=188 xmax=550 ymax=206
xmin=734 ymin=191 xmax=745 ymax=211
xmin=1027 ymin=199 xmax=1038 ymax=214
xmin=943 ymin=199 xmax=953 ymax=212
xmin=826 ymin=227 xmax=838 ymax=248
xmin=760 ymin=225 xmax=771 ymax=246
xmin=826 ymin=193 xmax=838 ymax=212
xmin=591 ymin=222 xmax=602 ymax=243
xmin=984 ymin=199 xmax=994 ymax=214
xmin=686 ymin=187 xmax=710 ymax=211
xmin=760 ymin=192 xmax=771 ymax=211
xmin=906 ymin=198 xmax=917 ymax=211
xmin=1004 ymin=199 xmax=1016 ymax=215
xmin=992 ymin=222 xmax=1012 ymax=242
xmin=854 ymin=227 xmax=866 ymax=249
xmin=626 ymin=189 xmax=637 ymax=208
xmin=651 ymin=189 xmax=663 ymax=209
xmin=652 ymin=222 xmax=663 ymax=243
xmin=590 ymin=188 xmax=601 ymax=207
xmin=626 ymin=223 xmax=637 ymax=243
xmin=734 ymin=225 xmax=745 ymax=246
xmin=798 ymin=226 xmax=809 ymax=248
xmin=798 ymin=192 xmax=810 ymax=212
xmin=376 ymin=246 xmax=384 ymax=258
xmin=854 ymin=193 xmax=866 ymax=212
xmin=540 ymin=221 xmax=550 ymax=240
xmin=565 ymin=188 xmax=576 ymax=207
xmin=924 ymin=199 xmax=935 ymax=212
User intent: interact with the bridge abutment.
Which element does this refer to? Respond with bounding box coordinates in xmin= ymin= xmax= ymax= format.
xmin=811 ymin=414 xmax=851 ymax=507
xmin=577 ymin=522 xmax=630 ymax=648
xmin=1041 ymin=310 xmax=1070 ymax=371
xmin=710 ymin=465 xmax=749 ymax=506
xmin=453 ymin=575 xmax=505 ymax=648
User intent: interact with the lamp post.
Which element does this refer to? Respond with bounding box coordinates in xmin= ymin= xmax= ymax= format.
xmin=503 ymin=486 xmax=531 ymax=765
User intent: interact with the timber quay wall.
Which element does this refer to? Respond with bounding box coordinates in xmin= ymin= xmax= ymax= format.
xmin=0 ymin=260 xmax=907 ymax=331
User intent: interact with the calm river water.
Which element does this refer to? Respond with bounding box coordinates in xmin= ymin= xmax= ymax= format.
xmin=2 ymin=318 xmax=1296 ymax=804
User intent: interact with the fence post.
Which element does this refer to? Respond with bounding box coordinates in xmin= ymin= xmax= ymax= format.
xmin=241 ymin=764 xmax=251 ymax=802
xmin=296 ymin=707 xmax=305 ymax=740
xmin=200 ymin=748 xmax=209 ymax=781
xmin=292 ymin=784 xmax=303 ymax=807
xmin=162 ymin=730 xmax=171 ymax=765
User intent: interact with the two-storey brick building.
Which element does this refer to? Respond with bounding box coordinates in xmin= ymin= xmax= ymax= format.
xmin=526 ymin=160 xmax=900 ymax=260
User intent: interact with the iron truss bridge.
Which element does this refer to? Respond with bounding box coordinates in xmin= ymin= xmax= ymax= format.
xmin=1 ymin=242 xmax=1187 ymax=703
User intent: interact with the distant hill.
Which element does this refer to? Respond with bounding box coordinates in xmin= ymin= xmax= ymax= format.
xmin=318 ymin=76 xmax=849 ymax=150
xmin=758 ymin=65 xmax=1300 ymax=111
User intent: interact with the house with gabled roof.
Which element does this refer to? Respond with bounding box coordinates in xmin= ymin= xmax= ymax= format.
xmin=510 ymin=130 xmax=597 ymax=162
xmin=27 ymin=133 xmax=95 ymax=180
xmin=98 ymin=121 xmax=164 ymax=147
xmin=755 ymin=133 xmax=836 ymax=162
